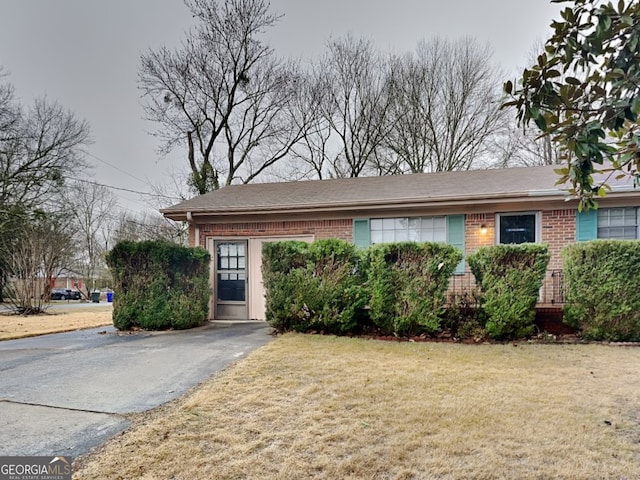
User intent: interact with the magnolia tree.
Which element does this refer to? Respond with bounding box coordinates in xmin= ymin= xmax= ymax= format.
xmin=504 ymin=0 xmax=640 ymax=209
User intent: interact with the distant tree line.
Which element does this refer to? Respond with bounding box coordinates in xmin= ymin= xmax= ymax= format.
xmin=139 ymin=0 xmax=557 ymax=196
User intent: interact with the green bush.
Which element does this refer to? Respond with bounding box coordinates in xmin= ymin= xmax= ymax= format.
xmin=262 ymin=239 xmax=367 ymax=334
xmin=262 ymin=240 xmax=313 ymax=332
xmin=106 ymin=240 xmax=210 ymax=330
xmin=468 ymin=244 xmax=549 ymax=340
xmin=563 ymin=240 xmax=640 ymax=341
xmin=368 ymin=242 xmax=462 ymax=336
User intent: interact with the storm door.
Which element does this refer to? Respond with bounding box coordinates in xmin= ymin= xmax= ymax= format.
xmin=214 ymin=240 xmax=247 ymax=320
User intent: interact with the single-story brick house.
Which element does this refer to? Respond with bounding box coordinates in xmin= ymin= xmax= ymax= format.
xmin=161 ymin=164 xmax=640 ymax=321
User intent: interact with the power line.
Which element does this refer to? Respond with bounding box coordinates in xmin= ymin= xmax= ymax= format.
xmin=66 ymin=176 xmax=184 ymax=201
xmin=84 ymin=151 xmax=149 ymax=186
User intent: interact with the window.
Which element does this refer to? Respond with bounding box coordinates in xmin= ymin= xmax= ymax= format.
xmin=216 ymin=242 xmax=246 ymax=301
xmin=597 ymin=207 xmax=638 ymax=239
xmin=497 ymin=212 xmax=540 ymax=244
xmin=370 ymin=216 xmax=446 ymax=244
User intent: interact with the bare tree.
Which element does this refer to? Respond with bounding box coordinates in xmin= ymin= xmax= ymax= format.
xmin=139 ymin=0 xmax=306 ymax=194
xmin=113 ymin=210 xmax=187 ymax=244
xmin=65 ymin=181 xmax=117 ymax=297
xmin=491 ymin=125 xmax=562 ymax=168
xmin=311 ymin=35 xmax=396 ymax=178
xmin=0 ymin=70 xmax=90 ymax=302
xmin=5 ymin=214 xmax=75 ymax=314
xmin=382 ymin=37 xmax=506 ymax=173
xmin=0 ymin=97 xmax=90 ymax=209
xmin=495 ymin=41 xmax=564 ymax=168
xmin=220 ymin=60 xmax=309 ymax=184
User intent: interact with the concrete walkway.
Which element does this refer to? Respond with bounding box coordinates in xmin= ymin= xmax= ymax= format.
xmin=0 ymin=321 xmax=272 ymax=457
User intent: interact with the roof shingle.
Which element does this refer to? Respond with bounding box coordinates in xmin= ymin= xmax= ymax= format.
xmin=162 ymin=165 xmax=567 ymax=216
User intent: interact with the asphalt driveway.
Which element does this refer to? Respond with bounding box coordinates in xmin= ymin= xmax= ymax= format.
xmin=0 ymin=321 xmax=272 ymax=457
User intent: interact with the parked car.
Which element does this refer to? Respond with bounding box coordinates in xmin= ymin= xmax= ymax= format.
xmin=50 ymin=288 xmax=82 ymax=300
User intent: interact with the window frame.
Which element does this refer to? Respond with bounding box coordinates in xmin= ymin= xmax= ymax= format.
xmin=495 ymin=211 xmax=541 ymax=245
xmin=369 ymin=215 xmax=447 ymax=245
xmin=597 ymin=207 xmax=639 ymax=240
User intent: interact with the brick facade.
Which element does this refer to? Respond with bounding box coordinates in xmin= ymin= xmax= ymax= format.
xmin=195 ymin=208 xmax=579 ymax=314
xmin=465 ymin=213 xmax=495 ymax=254
xmin=194 ymin=210 xmax=577 ymax=268
xmin=464 ymin=209 xmax=576 ymax=270
xmin=193 ymin=219 xmax=353 ymax=246
xmin=541 ymin=209 xmax=576 ymax=270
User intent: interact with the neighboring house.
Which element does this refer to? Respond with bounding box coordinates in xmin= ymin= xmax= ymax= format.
xmin=51 ymin=268 xmax=84 ymax=291
xmin=161 ymin=165 xmax=640 ymax=321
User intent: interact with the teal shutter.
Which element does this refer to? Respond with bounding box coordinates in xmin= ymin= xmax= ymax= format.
xmin=447 ymin=214 xmax=465 ymax=274
xmin=576 ymin=210 xmax=597 ymax=241
xmin=353 ymin=219 xmax=370 ymax=248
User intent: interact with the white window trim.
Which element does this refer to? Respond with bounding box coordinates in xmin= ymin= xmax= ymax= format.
xmin=495 ymin=211 xmax=542 ymax=244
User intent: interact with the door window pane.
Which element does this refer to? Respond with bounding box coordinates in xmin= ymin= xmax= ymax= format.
xmin=216 ymin=241 xmax=246 ymax=301
xmin=217 ymin=274 xmax=245 ymax=301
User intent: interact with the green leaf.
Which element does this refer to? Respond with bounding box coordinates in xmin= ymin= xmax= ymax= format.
xmin=534 ymin=114 xmax=548 ymax=132
xmin=504 ymin=80 xmax=513 ymax=94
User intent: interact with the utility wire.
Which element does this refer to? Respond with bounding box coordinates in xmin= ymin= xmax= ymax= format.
xmin=84 ymin=151 xmax=149 ymax=186
xmin=66 ymin=176 xmax=184 ymax=201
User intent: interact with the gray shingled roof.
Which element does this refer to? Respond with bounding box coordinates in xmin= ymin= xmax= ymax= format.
xmin=162 ymin=165 xmax=566 ymax=218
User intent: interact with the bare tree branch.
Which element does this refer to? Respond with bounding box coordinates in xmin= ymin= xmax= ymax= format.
xmin=139 ymin=0 xmax=303 ymax=194
xmin=383 ymin=37 xmax=506 ymax=173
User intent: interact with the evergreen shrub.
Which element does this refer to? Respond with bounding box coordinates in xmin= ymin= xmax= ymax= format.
xmin=106 ymin=240 xmax=210 ymax=330
xmin=367 ymin=242 xmax=462 ymax=336
xmin=262 ymin=239 xmax=367 ymax=334
xmin=468 ymin=243 xmax=549 ymax=339
xmin=563 ymin=240 xmax=640 ymax=341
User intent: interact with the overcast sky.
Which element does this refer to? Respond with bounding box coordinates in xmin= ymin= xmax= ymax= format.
xmin=0 ymin=1 xmax=562 ymax=214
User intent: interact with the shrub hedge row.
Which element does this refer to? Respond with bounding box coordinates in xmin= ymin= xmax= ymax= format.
xmin=106 ymin=240 xmax=210 ymax=330
xmin=106 ymin=236 xmax=640 ymax=342
xmin=264 ymin=240 xmax=555 ymax=340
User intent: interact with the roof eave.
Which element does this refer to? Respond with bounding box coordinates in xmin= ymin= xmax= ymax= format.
xmin=161 ymin=190 xmax=571 ymax=222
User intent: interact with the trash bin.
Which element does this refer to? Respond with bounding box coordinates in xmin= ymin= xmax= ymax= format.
xmin=106 ymin=291 xmax=113 ymax=302
xmin=91 ymin=291 xmax=100 ymax=303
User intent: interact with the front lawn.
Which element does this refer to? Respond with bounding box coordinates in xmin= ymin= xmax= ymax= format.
xmin=0 ymin=305 xmax=113 ymax=340
xmin=74 ymin=335 xmax=640 ymax=479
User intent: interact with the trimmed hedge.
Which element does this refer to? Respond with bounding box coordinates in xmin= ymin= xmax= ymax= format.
xmin=106 ymin=240 xmax=210 ymax=330
xmin=367 ymin=242 xmax=462 ymax=336
xmin=262 ymin=239 xmax=368 ymax=334
xmin=563 ymin=240 xmax=640 ymax=341
xmin=468 ymin=244 xmax=549 ymax=339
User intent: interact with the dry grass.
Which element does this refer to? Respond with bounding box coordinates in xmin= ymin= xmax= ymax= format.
xmin=0 ymin=305 xmax=113 ymax=340
xmin=74 ymin=334 xmax=640 ymax=480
